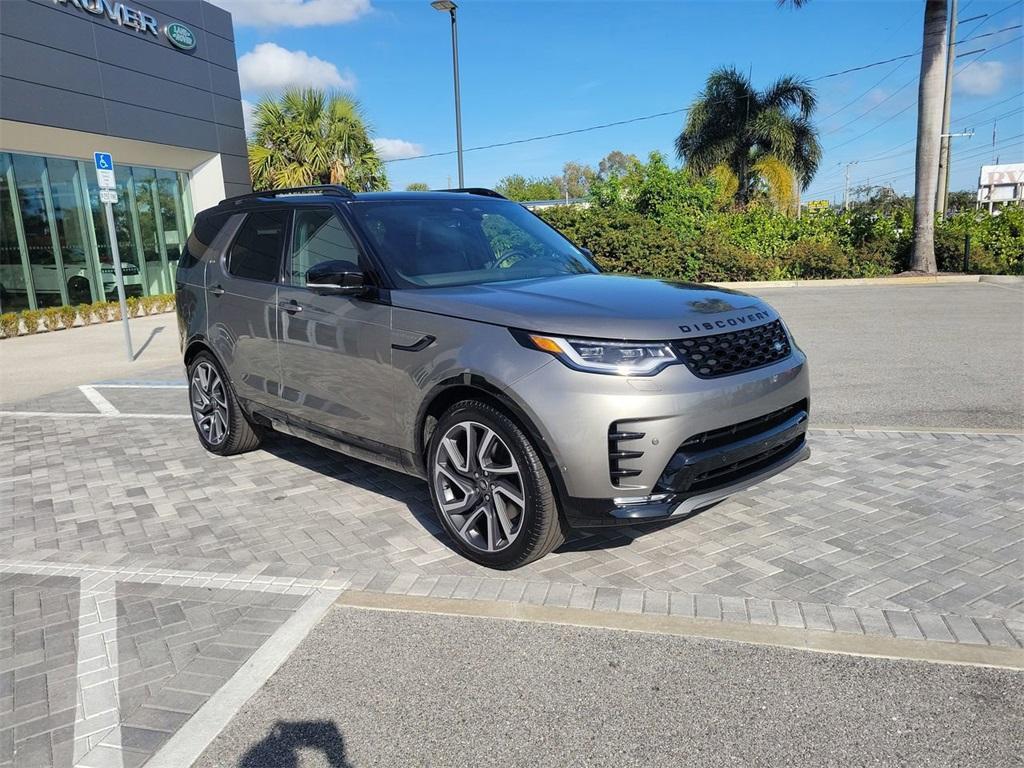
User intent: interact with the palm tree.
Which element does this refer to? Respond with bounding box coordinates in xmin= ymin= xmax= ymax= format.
xmin=675 ymin=66 xmax=821 ymax=211
xmin=778 ymin=0 xmax=945 ymax=272
xmin=248 ymin=88 xmax=388 ymax=192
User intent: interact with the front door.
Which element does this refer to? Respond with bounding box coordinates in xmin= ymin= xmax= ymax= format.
xmin=276 ymin=207 xmax=395 ymax=446
xmin=206 ymin=210 xmax=285 ymax=408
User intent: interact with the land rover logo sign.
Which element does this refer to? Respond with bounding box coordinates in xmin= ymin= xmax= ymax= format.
xmin=165 ymin=22 xmax=197 ymax=51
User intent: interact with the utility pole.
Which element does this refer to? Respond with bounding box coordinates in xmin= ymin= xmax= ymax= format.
xmin=843 ymin=161 xmax=859 ymax=211
xmin=936 ymin=0 xmax=958 ymax=215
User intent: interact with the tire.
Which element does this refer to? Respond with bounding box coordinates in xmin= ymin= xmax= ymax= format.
xmin=427 ymin=400 xmax=566 ymax=569
xmin=67 ymin=277 xmax=91 ymax=305
xmin=187 ymin=351 xmax=262 ymax=456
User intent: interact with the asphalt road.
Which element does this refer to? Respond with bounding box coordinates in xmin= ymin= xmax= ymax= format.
xmin=194 ymin=607 xmax=1022 ymax=768
xmin=754 ymin=282 xmax=1024 ymax=431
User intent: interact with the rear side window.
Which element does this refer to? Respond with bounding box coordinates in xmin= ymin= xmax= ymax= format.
xmin=179 ymin=212 xmax=230 ymax=269
xmin=228 ymin=211 xmax=287 ymax=282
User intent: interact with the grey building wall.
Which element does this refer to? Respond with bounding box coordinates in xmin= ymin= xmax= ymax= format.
xmin=0 ymin=0 xmax=251 ymax=197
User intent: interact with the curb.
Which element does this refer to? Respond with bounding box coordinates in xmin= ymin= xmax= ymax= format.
xmin=710 ymin=274 xmax=1023 ymax=290
xmin=336 ymin=590 xmax=1024 ymax=671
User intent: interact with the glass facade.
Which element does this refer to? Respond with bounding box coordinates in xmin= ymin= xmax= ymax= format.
xmin=0 ymin=151 xmax=192 ymax=312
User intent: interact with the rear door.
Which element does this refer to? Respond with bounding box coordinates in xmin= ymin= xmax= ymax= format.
xmin=276 ymin=206 xmax=395 ymax=446
xmin=206 ymin=208 xmax=287 ymax=408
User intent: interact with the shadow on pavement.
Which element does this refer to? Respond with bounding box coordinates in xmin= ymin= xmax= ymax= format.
xmin=239 ymin=720 xmax=351 ymax=768
xmin=259 ymin=432 xmax=697 ymax=559
xmin=132 ymin=324 xmax=165 ymax=360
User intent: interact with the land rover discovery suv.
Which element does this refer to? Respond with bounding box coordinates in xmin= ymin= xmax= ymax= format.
xmin=176 ymin=186 xmax=809 ymax=569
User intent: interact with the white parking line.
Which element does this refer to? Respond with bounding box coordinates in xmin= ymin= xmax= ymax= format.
xmin=78 ymin=385 xmax=120 ymax=416
xmin=0 ymin=411 xmax=190 ymax=420
xmin=93 ymin=384 xmax=187 ymax=389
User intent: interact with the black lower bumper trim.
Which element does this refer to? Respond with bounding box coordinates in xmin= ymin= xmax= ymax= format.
xmin=563 ymin=439 xmax=810 ymax=529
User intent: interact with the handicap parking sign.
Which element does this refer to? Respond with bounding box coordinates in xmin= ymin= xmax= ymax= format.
xmin=94 ymin=152 xmax=116 ymax=189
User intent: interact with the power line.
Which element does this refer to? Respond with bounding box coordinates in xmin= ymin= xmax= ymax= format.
xmin=384 ymin=19 xmax=1024 ymax=166
xmin=383 ymin=107 xmax=687 ymax=163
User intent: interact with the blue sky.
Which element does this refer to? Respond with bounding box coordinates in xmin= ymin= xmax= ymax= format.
xmin=218 ymin=0 xmax=1023 ymax=200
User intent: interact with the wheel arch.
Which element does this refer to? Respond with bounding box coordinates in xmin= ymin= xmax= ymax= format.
xmin=413 ymin=375 xmax=570 ymax=510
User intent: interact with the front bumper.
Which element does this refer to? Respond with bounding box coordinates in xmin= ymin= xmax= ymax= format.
xmin=507 ymin=346 xmax=810 ymax=528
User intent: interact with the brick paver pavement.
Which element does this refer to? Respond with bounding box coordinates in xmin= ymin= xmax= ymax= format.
xmin=2 ymin=395 xmax=1023 ymax=766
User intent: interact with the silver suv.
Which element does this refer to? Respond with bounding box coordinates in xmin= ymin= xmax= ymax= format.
xmin=176 ymin=186 xmax=810 ymax=569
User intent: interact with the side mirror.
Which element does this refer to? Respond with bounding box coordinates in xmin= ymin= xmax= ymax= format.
xmin=305 ymin=260 xmax=365 ymax=295
xmin=579 ymin=246 xmax=595 ymax=261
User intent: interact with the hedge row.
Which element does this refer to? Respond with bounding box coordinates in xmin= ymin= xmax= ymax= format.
xmin=0 ymin=294 xmax=175 ymax=339
xmin=536 ymin=152 xmax=1024 ymax=282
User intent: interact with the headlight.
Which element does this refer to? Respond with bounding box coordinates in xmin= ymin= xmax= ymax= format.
xmin=519 ymin=332 xmax=679 ymax=376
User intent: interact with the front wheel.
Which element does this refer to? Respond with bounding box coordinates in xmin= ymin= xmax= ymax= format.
xmin=187 ymin=351 xmax=262 ymax=456
xmin=427 ymin=400 xmax=565 ymax=569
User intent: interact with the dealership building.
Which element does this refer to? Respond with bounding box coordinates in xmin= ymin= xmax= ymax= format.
xmin=0 ymin=0 xmax=249 ymax=311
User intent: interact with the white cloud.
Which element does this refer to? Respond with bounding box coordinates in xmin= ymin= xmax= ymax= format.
xmin=215 ymin=0 xmax=371 ymax=27
xmin=956 ymin=61 xmax=1006 ymax=96
xmin=238 ymin=43 xmax=356 ymax=93
xmin=373 ymin=137 xmax=425 ymax=161
xmin=241 ymin=99 xmax=256 ymax=135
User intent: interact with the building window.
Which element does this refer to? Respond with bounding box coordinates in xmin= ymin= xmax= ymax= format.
xmin=0 ymin=149 xmax=195 ymax=310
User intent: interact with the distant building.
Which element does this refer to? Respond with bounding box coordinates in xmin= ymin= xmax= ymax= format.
xmin=521 ymin=198 xmax=590 ymax=211
xmin=977 ymin=163 xmax=1024 ymax=212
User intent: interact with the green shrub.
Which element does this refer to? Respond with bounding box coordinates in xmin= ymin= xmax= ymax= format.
xmin=41 ymin=307 xmax=62 ymax=332
xmin=76 ymin=304 xmax=94 ymax=325
xmin=693 ymin=237 xmax=785 ymax=282
xmin=779 ymin=241 xmax=854 ymax=279
xmin=90 ymin=300 xmax=108 ymax=322
xmin=0 ymin=312 xmax=19 ymax=338
xmin=20 ymin=308 xmax=42 ymax=334
xmin=106 ymin=301 xmax=121 ymax=321
xmin=126 ymin=296 xmax=141 ymax=317
xmin=58 ymin=305 xmax=77 ymax=329
xmin=540 ymin=206 xmax=696 ymax=281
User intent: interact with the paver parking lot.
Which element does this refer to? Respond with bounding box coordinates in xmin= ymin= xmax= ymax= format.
xmin=1 ymin=282 xmax=1022 ymax=766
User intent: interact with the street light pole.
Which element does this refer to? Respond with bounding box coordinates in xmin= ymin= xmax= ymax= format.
xmin=432 ymin=0 xmax=464 ymax=187
xmin=843 ymin=161 xmax=859 ymax=212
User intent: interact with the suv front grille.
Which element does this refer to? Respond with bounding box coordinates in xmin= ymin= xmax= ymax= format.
xmin=674 ymin=319 xmax=791 ymax=378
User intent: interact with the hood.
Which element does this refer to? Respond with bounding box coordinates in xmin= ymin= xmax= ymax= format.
xmin=390 ymin=273 xmax=778 ymax=339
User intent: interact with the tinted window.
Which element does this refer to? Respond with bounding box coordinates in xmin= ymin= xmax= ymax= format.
xmin=352 ymin=198 xmax=597 ymax=288
xmin=180 ymin=211 xmax=230 ymax=269
xmin=228 ymin=211 xmax=287 ymax=282
xmin=289 ymin=209 xmax=362 ymax=287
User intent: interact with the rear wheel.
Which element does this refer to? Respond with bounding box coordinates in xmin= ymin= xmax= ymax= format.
xmin=427 ymin=400 xmax=565 ymax=569
xmin=187 ymin=351 xmax=262 ymax=456
xmin=67 ymin=277 xmax=92 ymax=305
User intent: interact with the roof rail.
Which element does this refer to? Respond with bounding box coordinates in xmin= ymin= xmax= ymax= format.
xmin=220 ymin=184 xmax=356 ymax=205
xmin=436 ymin=187 xmax=507 ymax=199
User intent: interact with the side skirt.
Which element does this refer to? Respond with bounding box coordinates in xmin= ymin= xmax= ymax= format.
xmin=246 ymin=403 xmax=424 ymax=479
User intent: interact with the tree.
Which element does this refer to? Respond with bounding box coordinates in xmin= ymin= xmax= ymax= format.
xmin=675 ymin=66 xmax=821 ymax=211
xmin=909 ymin=0 xmax=947 ymax=272
xmin=561 ymin=161 xmax=597 ymax=198
xmin=248 ymin=88 xmax=388 ymax=192
xmin=405 ymin=182 xmax=429 ymax=191
xmin=598 ymin=150 xmax=640 ymax=179
xmin=495 ymin=174 xmax=562 ymax=201
xmin=777 ymin=0 xmax=944 ymax=271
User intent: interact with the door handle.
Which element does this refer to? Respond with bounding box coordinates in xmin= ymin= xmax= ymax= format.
xmin=392 ymin=334 xmax=436 ymax=352
xmin=278 ymin=300 xmax=303 ymax=314
xmin=209 ymin=285 xmax=225 ymax=297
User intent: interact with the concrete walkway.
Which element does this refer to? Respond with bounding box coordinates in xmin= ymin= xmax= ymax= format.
xmin=0 ymin=313 xmax=181 ymax=405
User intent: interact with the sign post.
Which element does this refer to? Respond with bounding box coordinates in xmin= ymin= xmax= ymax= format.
xmin=94 ymin=152 xmax=133 ymax=361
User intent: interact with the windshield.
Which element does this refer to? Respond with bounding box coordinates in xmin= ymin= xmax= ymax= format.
xmin=351 ymin=198 xmax=599 ymax=288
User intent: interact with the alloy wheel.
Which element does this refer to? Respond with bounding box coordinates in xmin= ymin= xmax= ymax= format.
xmin=433 ymin=421 xmax=526 ymax=553
xmin=190 ymin=361 xmax=229 ymax=446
